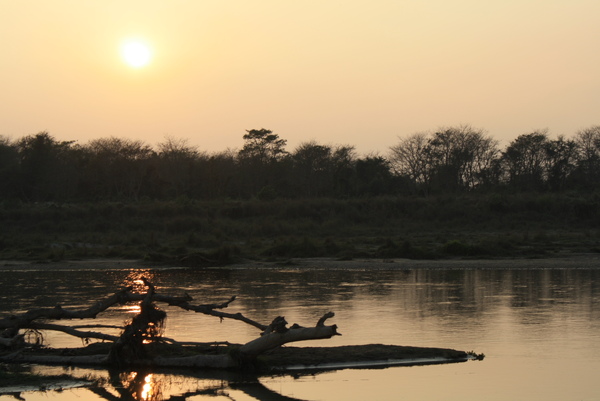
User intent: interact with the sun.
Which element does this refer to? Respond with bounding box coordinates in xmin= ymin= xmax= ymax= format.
xmin=121 ymin=39 xmax=152 ymax=68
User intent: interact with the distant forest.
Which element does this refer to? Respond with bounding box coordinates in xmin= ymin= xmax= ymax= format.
xmin=1 ymin=125 xmax=599 ymax=202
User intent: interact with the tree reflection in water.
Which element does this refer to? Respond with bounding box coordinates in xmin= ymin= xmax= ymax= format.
xmin=81 ymin=368 xmax=308 ymax=401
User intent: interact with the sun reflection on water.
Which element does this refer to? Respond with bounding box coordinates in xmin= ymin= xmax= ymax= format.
xmin=140 ymin=374 xmax=154 ymax=400
xmin=119 ymin=371 xmax=161 ymax=401
xmin=123 ymin=270 xmax=157 ymax=292
xmin=123 ymin=304 xmax=142 ymax=314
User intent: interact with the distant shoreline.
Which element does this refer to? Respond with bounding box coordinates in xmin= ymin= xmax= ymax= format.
xmin=1 ymin=254 xmax=600 ymax=271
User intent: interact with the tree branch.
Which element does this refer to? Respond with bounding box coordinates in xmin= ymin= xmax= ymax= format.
xmin=27 ymin=322 xmax=119 ymax=343
xmin=0 ymin=286 xmax=134 ymax=329
xmin=0 ymin=279 xmax=341 ymax=370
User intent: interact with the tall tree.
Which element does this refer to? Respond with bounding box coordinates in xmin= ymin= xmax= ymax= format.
xmin=237 ymin=129 xmax=289 ymax=164
xmin=501 ymin=130 xmax=550 ymax=191
xmin=237 ymin=129 xmax=290 ymax=198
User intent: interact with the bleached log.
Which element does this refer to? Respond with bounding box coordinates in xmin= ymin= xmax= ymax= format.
xmin=239 ymin=313 xmax=340 ymax=358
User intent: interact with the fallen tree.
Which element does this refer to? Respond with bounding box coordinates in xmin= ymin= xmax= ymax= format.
xmin=1 ymin=276 xmax=482 ymax=374
xmin=0 ymin=277 xmax=341 ymax=370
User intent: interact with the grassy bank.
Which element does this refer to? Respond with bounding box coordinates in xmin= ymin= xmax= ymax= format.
xmin=1 ymin=193 xmax=599 ymax=264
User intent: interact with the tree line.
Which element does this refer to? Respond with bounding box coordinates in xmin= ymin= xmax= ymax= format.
xmin=389 ymin=125 xmax=600 ymax=194
xmin=1 ymin=125 xmax=599 ymax=202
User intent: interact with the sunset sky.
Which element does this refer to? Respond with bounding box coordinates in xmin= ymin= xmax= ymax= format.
xmin=1 ymin=1 xmax=599 ymax=154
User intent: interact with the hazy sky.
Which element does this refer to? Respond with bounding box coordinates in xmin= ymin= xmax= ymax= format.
xmin=1 ymin=1 xmax=599 ymax=154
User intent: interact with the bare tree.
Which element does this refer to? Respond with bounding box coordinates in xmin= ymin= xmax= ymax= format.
xmin=573 ymin=125 xmax=600 ymax=189
xmin=389 ymin=125 xmax=499 ymax=193
xmin=389 ymin=132 xmax=431 ymax=187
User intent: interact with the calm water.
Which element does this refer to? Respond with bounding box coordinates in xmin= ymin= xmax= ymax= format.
xmin=1 ymin=264 xmax=599 ymax=400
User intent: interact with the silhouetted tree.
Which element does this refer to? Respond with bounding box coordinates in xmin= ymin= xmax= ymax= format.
xmin=544 ymin=136 xmax=578 ymax=191
xmin=154 ymin=136 xmax=201 ymax=198
xmin=355 ymin=155 xmax=398 ymax=196
xmin=5 ymin=124 xmax=600 ymax=203
xmin=501 ymin=130 xmax=550 ymax=191
xmin=0 ymin=136 xmax=19 ymax=199
xmin=237 ymin=129 xmax=290 ymax=198
xmin=572 ymin=125 xmax=600 ymax=189
xmin=197 ymin=150 xmax=238 ymax=199
xmin=389 ymin=125 xmax=499 ymax=194
xmin=15 ymin=132 xmax=78 ymax=201
xmin=331 ymin=145 xmax=357 ymax=197
xmin=291 ymin=141 xmax=335 ymax=197
xmin=460 ymin=128 xmax=500 ymax=190
xmin=427 ymin=125 xmax=499 ymax=192
xmin=389 ymin=132 xmax=432 ymax=193
xmin=237 ymin=129 xmax=289 ymax=164
xmin=83 ymin=137 xmax=154 ymax=200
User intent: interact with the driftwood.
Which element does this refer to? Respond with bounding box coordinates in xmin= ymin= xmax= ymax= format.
xmin=240 ymin=314 xmax=339 ymax=358
xmin=0 ymin=277 xmax=340 ymax=370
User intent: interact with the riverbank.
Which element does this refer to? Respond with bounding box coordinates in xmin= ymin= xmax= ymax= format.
xmin=2 ymin=195 xmax=600 ymax=263
xmin=1 ymin=253 xmax=600 ymax=271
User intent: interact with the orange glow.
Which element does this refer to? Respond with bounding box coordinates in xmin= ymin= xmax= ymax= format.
xmin=2 ymin=2 xmax=600 ymax=154
xmin=123 ymin=304 xmax=141 ymax=314
xmin=123 ymin=270 xmax=156 ymax=292
xmin=140 ymin=374 xmax=154 ymax=400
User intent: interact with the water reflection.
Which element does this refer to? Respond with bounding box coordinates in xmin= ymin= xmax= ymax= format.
xmin=11 ymin=367 xmax=316 ymax=401
xmin=123 ymin=270 xmax=157 ymax=294
xmin=1 ymin=266 xmax=599 ymax=400
xmin=1 ymin=268 xmax=599 ymax=348
xmin=101 ymin=371 xmax=165 ymax=401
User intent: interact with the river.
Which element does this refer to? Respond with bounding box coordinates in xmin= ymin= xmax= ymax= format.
xmin=0 ymin=262 xmax=599 ymax=400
